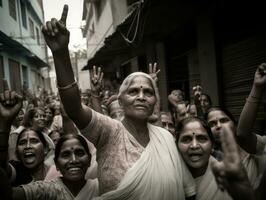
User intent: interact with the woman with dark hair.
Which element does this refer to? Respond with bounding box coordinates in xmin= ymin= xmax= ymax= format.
xmin=0 ymin=80 xmax=56 ymax=186
xmin=235 ymin=64 xmax=266 ymax=199
xmin=8 ymin=107 xmax=55 ymax=166
xmin=41 ymin=5 xmax=195 ymax=199
xmin=205 ymin=106 xmax=262 ymax=189
xmin=176 ymin=117 xmax=233 ymax=200
xmin=10 ymin=128 xmax=50 ymax=186
xmin=200 ymin=93 xmax=212 ymax=114
xmin=2 ymin=134 xmax=98 ymax=200
xmin=48 ymin=130 xmax=61 ymax=146
xmin=205 ymin=106 xmax=236 ymax=149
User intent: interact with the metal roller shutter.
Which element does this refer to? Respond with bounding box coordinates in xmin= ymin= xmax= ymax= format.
xmin=221 ymin=35 xmax=266 ymax=121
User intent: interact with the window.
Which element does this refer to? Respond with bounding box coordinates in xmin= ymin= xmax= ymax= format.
xmin=8 ymin=59 xmax=21 ymax=92
xmin=22 ymin=65 xmax=29 ymax=87
xmin=0 ymin=0 xmax=3 ymax=7
xmin=21 ymin=1 xmax=27 ymax=28
xmin=29 ymin=18 xmax=35 ymax=39
xmin=36 ymin=27 xmax=40 ymax=44
xmin=9 ymin=0 xmax=17 ymax=20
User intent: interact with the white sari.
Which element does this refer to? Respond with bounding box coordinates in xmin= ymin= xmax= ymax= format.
xmin=22 ymin=177 xmax=98 ymax=200
xmin=94 ymin=124 xmax=195 ymax=200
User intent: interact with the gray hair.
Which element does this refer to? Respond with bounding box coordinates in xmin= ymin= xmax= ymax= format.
xmin=117 ymin=72 xmax=160 ymax=110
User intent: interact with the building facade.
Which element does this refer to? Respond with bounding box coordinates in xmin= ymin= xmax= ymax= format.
xmin=82 ymin=0 xmax=266 ymax=129
xmin=0 ymin=0 xmax=49 ymax=93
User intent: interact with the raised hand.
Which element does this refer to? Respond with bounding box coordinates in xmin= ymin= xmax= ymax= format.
xmin=148 ymin=63 xmax=160 ymax=83
xmin=253 ymin=63 xmax=266 ymax=89
xmin=192 ymin=85 xmax=202 ymax=98
xmin=42 ymin=4 xmax=69 ymax=52
xmin=0 ymin=79 xmax=22 ymax=131
xmin=192 ymin=85 xmax=202 ymax=103
xmin=90 ymin=66 xmax=104 ymax=94
xmin=211 ymin=124 xmax=255 ymax=200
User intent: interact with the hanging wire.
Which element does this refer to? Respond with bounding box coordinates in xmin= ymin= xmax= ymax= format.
xmin=120 ymin=0 xmax=144 ymax=44
xmin=131 ymin=0 xmax=150 ymax=47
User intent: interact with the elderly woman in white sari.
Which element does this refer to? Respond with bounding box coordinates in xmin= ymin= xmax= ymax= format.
xmin=41 ymin=5 xmax=196 ymax=200
xmin=176 ymin=117 xmax=233 ymax=200
xmin=3 ymin=134 xmax=99 ymax=200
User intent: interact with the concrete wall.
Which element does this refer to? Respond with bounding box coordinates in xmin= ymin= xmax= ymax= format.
xmin=0 ymin=0 xmax=47 ymax=91
xmin=86 ymin=0 xmax=114 ymax=59
xmin=83 ymin=0 xmax=129 ymax=60
xmin=0 ymin=50 xmax=43 ymax=92
xmin=0 ymin=0 xmax=46 ymax=60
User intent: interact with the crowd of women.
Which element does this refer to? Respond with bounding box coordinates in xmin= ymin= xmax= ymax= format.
xmin=0 ymin=4 xmax=265 ymax=200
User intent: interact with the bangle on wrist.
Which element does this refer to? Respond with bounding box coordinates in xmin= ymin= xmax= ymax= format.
xmin=250 ymin=95 xmax=261 ymax=99
xmin=246 ymin=97 xmax=259 ymax=103
xmin=57 ymin=80 xmax=78 ymax=91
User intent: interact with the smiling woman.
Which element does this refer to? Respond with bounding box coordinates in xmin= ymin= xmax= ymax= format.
xmin=10 ymin=134 xmax=99 ymax=200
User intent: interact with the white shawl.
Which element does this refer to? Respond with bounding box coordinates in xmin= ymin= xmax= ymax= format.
xmin=94 ymin=124 xmax=195 ymax=200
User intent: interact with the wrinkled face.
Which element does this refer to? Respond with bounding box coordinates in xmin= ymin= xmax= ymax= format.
xmin=161 ymin=114 xmax=175 ymax=136
xmin=32 ymin=109 xmax=46 ymax=130
xmin=120 ymin=76 xmax=156 ymax=120
xmin=17 ymin=130 xmax=45 ymax=169
xmin=189 ymin=105 xmax=197 ymax=117
xmin=207 ymin=110 xmax=235 ymax=144
xmin=175 ymin=103 xmax=189 ymax=124
xmin=49 ymin=131 xmax=61 ymax=146
xmin=56 ymin=138 xmax=90 ymax=182
xmin=178 ymin=121 xmax=212 ymax=171
xmin=200 ymin=95 xmax=211 ymax=113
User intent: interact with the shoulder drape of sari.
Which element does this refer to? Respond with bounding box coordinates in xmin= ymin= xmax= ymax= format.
xmin=22 ymin=177 xmax=98 ymax=200
xmin=195 ymin=157 xmax=232 ymax=200
xmin=94 ymin=124 xmax=195 ymax=200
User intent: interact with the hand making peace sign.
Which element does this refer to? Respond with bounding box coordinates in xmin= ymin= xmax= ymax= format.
xmin=148 ymin=62 xmax=160 ymax=83
xmin=90 ymin=66 xmax=104 ymax=93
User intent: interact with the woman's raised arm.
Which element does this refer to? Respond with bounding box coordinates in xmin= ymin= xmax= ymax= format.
xmin=237 ymin=64 xmax=266 ymax=153
xmin=42 ymin=5 xmax=91 ymax=129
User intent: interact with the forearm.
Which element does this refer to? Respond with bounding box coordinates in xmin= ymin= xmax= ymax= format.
xmin=0 ymin=123 xmax=11 ymax=169
xmin=194 ymin=100 xmax=204 ymax=118
xmin=237 ymin=85 xmax=263 ymax=152
xmin=90 ymin=92 xmax=103 ymax=114
xmin=52 ymin=48 xmax=91 ymax=128
xmin=62 ymin=116 xmax=78 ymax=135
xmin=53 ymin=48 xmax=75 ymax=86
